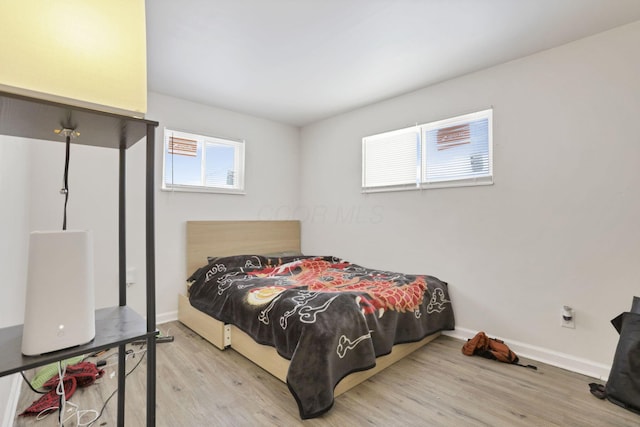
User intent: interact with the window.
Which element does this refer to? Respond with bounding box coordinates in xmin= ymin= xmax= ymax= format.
xmin=362 ymin=109 xmax=492 ymax=192
xmin=163 ymin=128 xmax=245 ymax=194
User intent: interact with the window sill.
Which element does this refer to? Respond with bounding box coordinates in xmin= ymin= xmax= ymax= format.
xmin=362 ymin=177 xmax=493 ymax=193
xmin=161 ymin=185 xmax=245 ymax=195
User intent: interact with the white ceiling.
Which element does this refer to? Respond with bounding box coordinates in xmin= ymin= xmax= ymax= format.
xmin=146 ymin=1 xmax=640 ymax=127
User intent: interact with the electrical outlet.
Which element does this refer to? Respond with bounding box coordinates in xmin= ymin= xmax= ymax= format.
xmin=562 ymin=306 xmax=575 ymax=328
xmin=126 ymin=267 xmax=136 ymax=287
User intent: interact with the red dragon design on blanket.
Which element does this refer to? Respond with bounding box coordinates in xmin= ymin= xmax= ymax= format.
xmin=248 ymin=257 xmax=426 ymax=315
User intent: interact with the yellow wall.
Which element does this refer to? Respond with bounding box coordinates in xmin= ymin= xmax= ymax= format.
xmin=0 ymin=0 xmax=147 ymax=116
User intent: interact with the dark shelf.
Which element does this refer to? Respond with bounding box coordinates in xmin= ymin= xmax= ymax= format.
xmin=0 ymin=91 xmax=157 ymax=149
xmin=0 ymin=306 xmax=153 ymax=377
xmin=1 ymin=88 xmax=158 ymax=426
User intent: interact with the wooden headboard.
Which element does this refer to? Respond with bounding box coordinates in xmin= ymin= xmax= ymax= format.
xmin=186 ymin=220 xmax=301 ymax=276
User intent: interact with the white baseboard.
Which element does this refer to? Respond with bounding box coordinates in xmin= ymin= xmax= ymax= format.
xmin=157 ymin=310 xmax=178 ymax=325
xmin=154 ymin=314 xmax=613 ymax=380
xmin=2 ymin=374 xmax=21 ymax=427
xmin=443 ymin=327 xmax=611 ymax=381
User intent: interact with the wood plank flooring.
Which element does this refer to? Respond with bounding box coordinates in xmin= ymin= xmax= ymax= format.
xmin=12 ymin=321 xmax=639 ymax=426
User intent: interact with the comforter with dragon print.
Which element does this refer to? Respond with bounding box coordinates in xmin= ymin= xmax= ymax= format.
xmin=188 ymin=255 xmax=455 ymax=419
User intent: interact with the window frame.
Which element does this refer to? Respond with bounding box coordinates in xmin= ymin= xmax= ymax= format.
xmin=162 ymin=128 xmax=245 ymax=194
xmin=362 ymin=109 xmax=493 ymax=193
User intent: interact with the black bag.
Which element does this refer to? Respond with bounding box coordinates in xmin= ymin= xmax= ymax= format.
xmin=605 ymin=296 xmax=640 ymax=414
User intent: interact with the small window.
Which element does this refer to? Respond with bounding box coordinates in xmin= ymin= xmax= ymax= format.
xmin=362 ymin=127 xmax=420 ymax=188
xmin=162 ymin=128 xmax=245 ymax=194
xmin=362 ymin=109 xmax=492 ymax=192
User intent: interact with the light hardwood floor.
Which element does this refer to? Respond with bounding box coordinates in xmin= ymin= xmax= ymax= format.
xmin=13 ymin=321 xmax=639 ymax=426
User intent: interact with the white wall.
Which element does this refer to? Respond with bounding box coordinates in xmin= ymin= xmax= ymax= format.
xmin=27 ymin=140 xmax=123 ymax=309
xmin=299 ymin=21 xmax=640 ymax=377
xmin=142 ymin=92 xmax=301 ymax=321
xmin=0 ymin=136 xmax=30 ymax=327
xmin=0 ymin=136 xmax=30 ymax=424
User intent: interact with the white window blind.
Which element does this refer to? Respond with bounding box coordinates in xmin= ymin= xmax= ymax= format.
xmin=362 ymin=128 xmax=420 ymax=189
xmin=163 ymin=128 xmax=245 ymax=194
xmin=362 ymin=109 xmax=492 ymax=192
xmin=423 ymin=110 xmax=492 ymax=185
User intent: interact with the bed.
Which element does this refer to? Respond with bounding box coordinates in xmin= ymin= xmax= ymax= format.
xmin=178 ymin=220 xmax=455 ymax=419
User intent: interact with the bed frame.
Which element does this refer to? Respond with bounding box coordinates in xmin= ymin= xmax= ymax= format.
xmin=177 ymin=220 xmax=439 ymax=397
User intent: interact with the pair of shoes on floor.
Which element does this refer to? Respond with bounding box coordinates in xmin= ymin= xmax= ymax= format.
xmin=589 ymin=382 xmax=606 ymax=399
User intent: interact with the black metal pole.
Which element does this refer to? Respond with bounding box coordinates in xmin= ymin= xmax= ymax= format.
xmin=146 ymin=123 xmax=157 ymax=427
xmin=119 ymin=146 xmax=126 ymax=307
xmin=117 ymin=136 xmax=127 ymax=426
xmin=117 ymin=343 xmax=126 ymax=426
